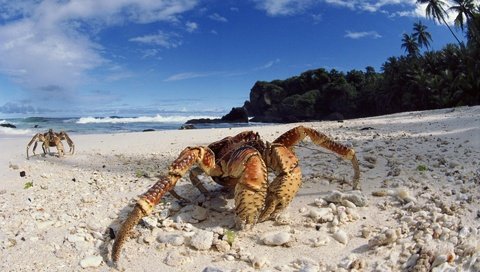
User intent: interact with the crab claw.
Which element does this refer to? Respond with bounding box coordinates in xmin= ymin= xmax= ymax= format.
xmin=111 ymin=176 xmax=171 ymax=263
xmin=111 ymin=146 xmax=221 ymax=263
xmin=111 ymin=205 xmax=145 ymax=263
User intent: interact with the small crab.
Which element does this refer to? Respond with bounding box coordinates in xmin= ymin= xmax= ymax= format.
xmin=26 ymin=129 xmax=75 ymax=159
xmin=111 ymin=125 xmax=360 ymax=262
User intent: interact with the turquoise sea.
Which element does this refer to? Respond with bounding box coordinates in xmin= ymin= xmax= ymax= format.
xmin=0 ymin=113 xmax=258 ymax=138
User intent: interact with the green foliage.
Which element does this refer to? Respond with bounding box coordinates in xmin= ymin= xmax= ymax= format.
xmin=224 ymin=229 xmax=236 ymax=245
xmin=135 ymin=169 xmax=147 ymax=178
xmin=245 ymin=5 xmax=480 ymax=121
xmin=278 ymin=90 xmax=321 ymax=119
xmin=24 ymin=181 xmax=33 ymax=189
xmin=417 ymin=165 xmax=428 ymax=172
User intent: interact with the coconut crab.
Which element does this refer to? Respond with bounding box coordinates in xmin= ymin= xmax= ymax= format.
xmin=26 ymin=129 xmax=75 ymax=159
xmin=111 ymin=125 xmax=360 ymax=262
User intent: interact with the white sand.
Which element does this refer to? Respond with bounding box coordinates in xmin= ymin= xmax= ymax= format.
xmin=1 ymin=106 xmax=479 ymax=271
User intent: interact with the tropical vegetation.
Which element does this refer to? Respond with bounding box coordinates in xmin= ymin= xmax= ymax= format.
xmin=243 ymin=1 xmax=480 ymax=122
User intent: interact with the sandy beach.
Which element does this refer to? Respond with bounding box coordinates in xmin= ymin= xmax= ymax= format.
xmin=1 ymin=106 xmax=479 ymax=271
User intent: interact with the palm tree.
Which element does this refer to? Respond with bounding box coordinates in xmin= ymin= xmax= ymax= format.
xmin=417 ymin=0 xmax=463 ymax=45
xmin=449 ymin=0 xmax=480 ymax=43
xmin=413 ymin=21 xmax=433 ymax=50
xmin=450 ymin=0 xmax=475 ymax=30
xmin=401 ymin=33 xmax=420 ymax=57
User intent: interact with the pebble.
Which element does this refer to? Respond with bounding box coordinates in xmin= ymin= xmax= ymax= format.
xmin=361 ymin=226 xmax=372 ymax=238
xmin=251 ymin=256 xmax=267 ymax=269
xmin=314 ymin=198 xmax=327 ymax=207
xmin=332 ymin=229 xmax=348 ymax=245
xmin=291 ymin=258 xmax=320 ymax=272
xmin=214 ymin=240 xmax=230 ymax=252
xmin=173 ymin=212 xmax=196 ymax=224
xmin=309 ymin=208 xmax=334 ymax=223
xmin=323 ymin=190 xmax=368 ymax=207
xmin=261 ymin=231 xmax=291 ymax=246
xmin=368 ymin=228 xmax=398 ymax=248
xmin=66 ymin=234 xmax=85 ymax=243
xmin=458 ymin=227 xmax=470 ymax=238
xmin=396 ymin=188 xmax=416 ymax=203
xmin=432 ymin=254 xmax=448 ymax=268
xmin=190 ymin=230 xmax=214 ymax=250
xmin=191 ymin=206 xmax=208 ymax=221
xmin=141 ymin=217 xmax=158 ymax=229
xmin=79 ymin=255 xmax=102 ymax=268
xmin=157 ymin=233 xmax=185 ymax=246
xmin=338 ymin=254 xmax=360 ymax=269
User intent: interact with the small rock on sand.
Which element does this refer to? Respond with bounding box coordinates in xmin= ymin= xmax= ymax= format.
xmin=190 ymin=230 xmax=214 ymax=250
xmin=79 ymin=255 xmax=102 ymax=268
xmin=157 ymin=233 xmax=185 ymax=246
xmin=332 ymin=230 xmax=348 ymax=245
xmin=261 ymin=231 xmax=291 ymax=246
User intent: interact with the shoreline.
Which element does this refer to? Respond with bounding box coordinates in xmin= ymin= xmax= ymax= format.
xmin=1 ymin=106 xmax=479 ymax=271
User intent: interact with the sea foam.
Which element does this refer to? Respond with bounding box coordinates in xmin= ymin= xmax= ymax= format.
xmin=0 ymin=127 xmax=32 ymax=137
xmin=76 ymin=114 xmax=219 ymax=124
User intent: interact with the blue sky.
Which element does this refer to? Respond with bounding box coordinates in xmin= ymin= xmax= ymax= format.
xmin=0 ymin=0 xmax=473 ymax=117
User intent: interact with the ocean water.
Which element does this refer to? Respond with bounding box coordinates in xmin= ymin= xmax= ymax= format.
xmin=0 ymin=113 xmax=258 ymax=138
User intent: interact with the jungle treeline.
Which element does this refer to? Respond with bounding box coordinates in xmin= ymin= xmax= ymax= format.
xmin=243 ymin=1 xmax=480 ymax=122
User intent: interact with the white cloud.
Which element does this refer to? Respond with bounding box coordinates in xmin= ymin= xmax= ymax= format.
xmin=0 ymin=0 xmax=199 ymax=93
xmin=344 ymin=30 xmax=382 ymax=39
xmin=253 ymin=0 xmax=480 ymax=26
xmin=323 ymin=0 xmax=480 ymax=25
xmin=0 ymin=19 xmax=104 ymax=91
xmin=408 ymin=0 xmax=480 ymax=25
xmin=163 ymin=72 xmax=222 ymax=82
xmin=324 ymin=0 xmax=356 ymax=10
xmin=254 ymin=59 xmax=281 ymax=70
xmin=209 ymin=13 xmax=228 ymax=22
xmin=252 ymin=0 xmax=315 ymax=16
xmin=185 ymin=21 xmax=198 ymax=32
xmin=130 ymin=31 xmax=182 ymax=48
xmin=164 ymin=71 xmax=222 ymax=81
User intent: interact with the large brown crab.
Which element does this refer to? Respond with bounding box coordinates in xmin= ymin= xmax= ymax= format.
xmin=26 ymin=129 xmax=75 ymax=159
xmin=111 ymin=125 xmax=360 ymax=262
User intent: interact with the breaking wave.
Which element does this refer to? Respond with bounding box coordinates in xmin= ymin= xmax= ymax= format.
xmin=0 ymin=127 xmax=32 ymax=137
xmin=76 ymin=114 xmax=220 ymax=124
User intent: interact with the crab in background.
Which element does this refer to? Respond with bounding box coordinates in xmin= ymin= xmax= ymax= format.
xmin=26 ymin=129 xmax=75 ymax=159
xmin=111 ymin=125 xmax=360 ymax=262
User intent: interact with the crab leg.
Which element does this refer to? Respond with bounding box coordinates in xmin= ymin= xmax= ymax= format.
xmin=112 ymin=146 xmax=221 ymax=263
xmin=259 ymin=144 xmax=301 ymax=222
xmin=228 ymin=146 xmax=268 ymax=229
xmin=53 ymin=139 xmax=65 ymax=157
xmin=26 ymin=133 xmax=43 ymax=159
xmin=60 ymin=131 xmax=75 ymax=154
xmin=274 ymin=126 xmax=360 ymax=190
xmin=188 ymin=167 xmax=211 ymax=196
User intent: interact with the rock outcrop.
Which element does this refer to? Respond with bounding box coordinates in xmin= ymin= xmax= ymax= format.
xmin=185 ymin=107 xmax=248 ymax=124
xmin=0 ymin=123 xmax=16 ymax=128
